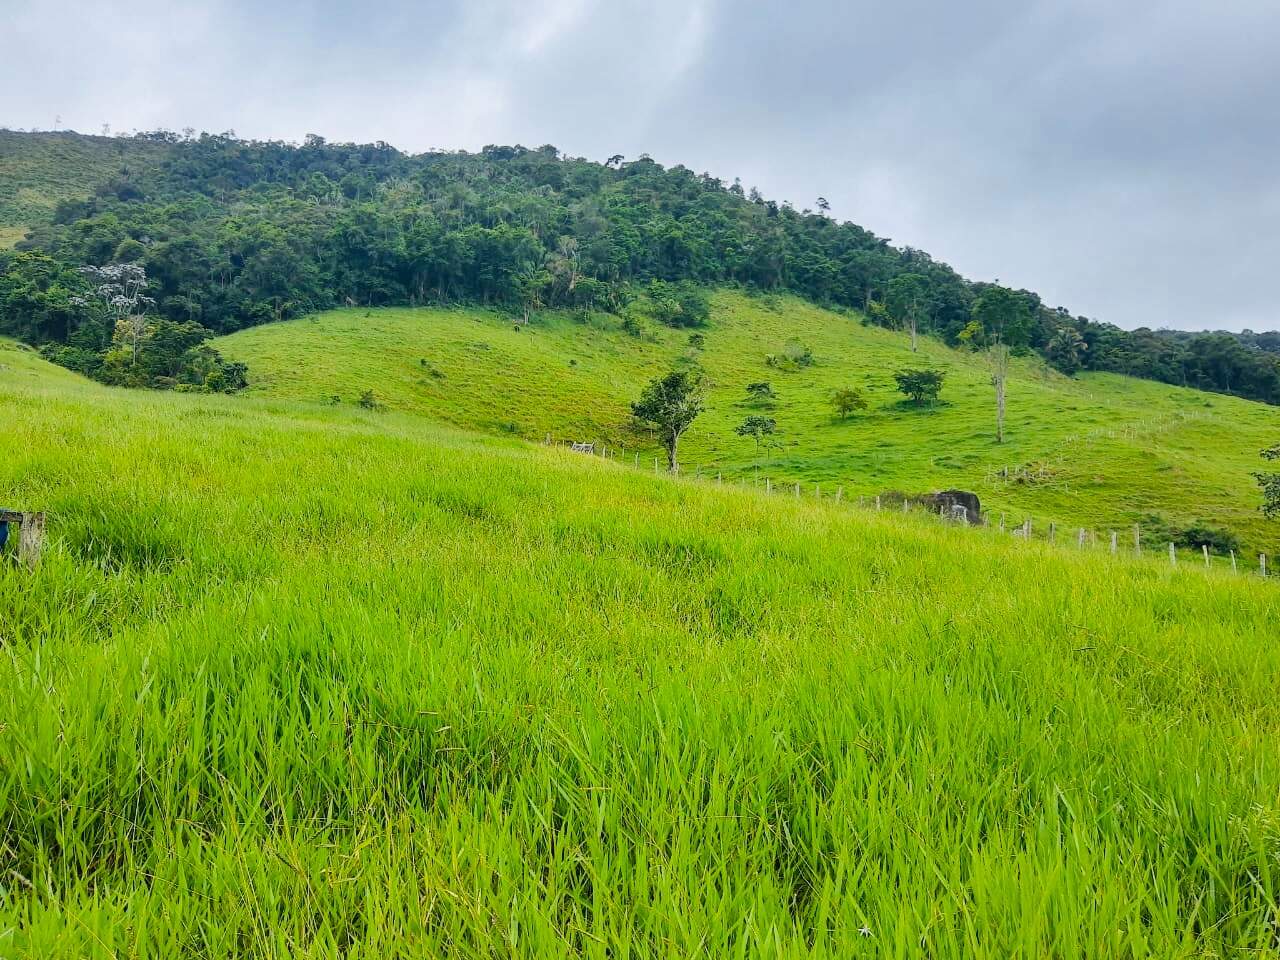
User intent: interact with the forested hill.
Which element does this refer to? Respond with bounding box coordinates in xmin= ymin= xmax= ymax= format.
xmin=0 ymin=130 xmax=167 ymax=246
xmin=2 ymin=129 xmax=1279 ymax=403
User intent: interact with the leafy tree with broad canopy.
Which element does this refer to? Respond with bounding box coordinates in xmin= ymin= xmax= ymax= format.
xmin=894 ymin=369 xmax=945 ymax=406
xmin=632 ymin=370 xmax=704 ymax=472
xmin=831 ymin=388 xmax=869 ymax=419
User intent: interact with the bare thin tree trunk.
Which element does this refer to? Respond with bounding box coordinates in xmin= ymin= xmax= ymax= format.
xmin=990 ymin=344 xmax=1010 ymax=444
xmin=996 ymin=374 xmax=1006 ymax=443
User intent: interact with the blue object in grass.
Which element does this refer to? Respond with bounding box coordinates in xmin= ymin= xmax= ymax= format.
xmin=0 ymin=520 xmax=8 ymax=550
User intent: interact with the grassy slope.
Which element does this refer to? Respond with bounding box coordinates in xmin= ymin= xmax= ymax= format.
xmin=219 ymin=290 xmax=1280 ymax=555
xmin=3 ymin=341 xmax=1279 ymax=957
xmin=0 ymin=131 xmax=169 ymax=245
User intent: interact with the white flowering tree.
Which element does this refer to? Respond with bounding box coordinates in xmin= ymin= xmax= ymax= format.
xmin=73 ymin=264 xmax=156 ymax=367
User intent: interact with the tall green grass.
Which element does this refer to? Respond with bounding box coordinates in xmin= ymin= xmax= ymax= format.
xmin=2 ymin=344 xmax=1279 ymax=958
xmin=218 ymin=290 xmax=1280 ymax=557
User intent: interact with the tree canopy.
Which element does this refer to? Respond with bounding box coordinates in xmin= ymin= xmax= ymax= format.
xmin=831 ymin=388 xmax=868 ymax=419
xmin=894 ymin=369 xmax=946 ymax=405
xmin=631 ymin=369 xmax=704 ymax=472
xmin=3 ymin=130 xmax=1278 ymax=404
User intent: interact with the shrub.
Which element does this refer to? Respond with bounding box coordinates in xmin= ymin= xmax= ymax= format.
xmin=894 ymin=368 xmax=945 ymax=405
xmin=765 ymin=342 xmax=814 ymax=371
xmin=1137 ymin=514 xmax=1241 ymax=555
xmin=831 ymin=388 xmax=868 ymax=419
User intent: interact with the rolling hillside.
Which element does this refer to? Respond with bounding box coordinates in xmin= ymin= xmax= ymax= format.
xmin=219 ymin=290 xmax=1280 ymax=556
xmin=3 ymin=338 xmax=1280 ymax=957
xmin=0 ymin=130 xmax=169 ymax=246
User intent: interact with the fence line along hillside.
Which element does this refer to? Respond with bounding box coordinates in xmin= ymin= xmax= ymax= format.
xmin=552 ymin=435 xmax=1274 ymax=582
xmin=217 ymin=291 xmax=1280 ymax=558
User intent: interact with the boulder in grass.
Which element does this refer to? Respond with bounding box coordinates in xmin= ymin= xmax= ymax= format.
xmin=921 ymin=489 xmax=982 ymax=524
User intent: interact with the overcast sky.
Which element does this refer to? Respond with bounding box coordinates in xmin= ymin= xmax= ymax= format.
xmin=4 ymin=0 xmax=1279 ymax=331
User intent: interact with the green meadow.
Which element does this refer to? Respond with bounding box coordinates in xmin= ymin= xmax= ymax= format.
xmin=220 ymin=290 xmax=1280 ymax=557
xmin=2 ymin=338 xmax=1279 ymax=957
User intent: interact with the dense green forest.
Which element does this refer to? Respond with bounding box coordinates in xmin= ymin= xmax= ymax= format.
xmin=2 ymin=130 xmax=1279 ymax=401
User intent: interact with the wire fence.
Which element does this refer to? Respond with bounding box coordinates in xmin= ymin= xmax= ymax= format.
xmin=547 ymin=435 xmax=1272 ymax=582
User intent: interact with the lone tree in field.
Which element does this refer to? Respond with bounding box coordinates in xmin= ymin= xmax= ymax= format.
xmin=830 ymin=387 xmax=868 ymax=419
xmin=963 ymin=285 xmax=1033 ymax=443
xmin=893 ymin=368 xmax=945 ymax=406
xmin=735 ymin=415 xmax=776 ymax=469
xmin=885 ymin=272 xmax=932 ymax=353
xmin=745 ymin=381 xmax=775 ymax=404
xmin=1257 ymin=443 xmax=1280 ymax=518
xmin=632 ymin=370 xmax=704 ymax=472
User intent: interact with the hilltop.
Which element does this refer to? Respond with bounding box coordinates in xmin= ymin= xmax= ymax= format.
xmin=3 ymin=341 xmax=1279 ymax=957
xmin=218 ymin=289 xmax=1280 ymax=557
xmin=3 ymin=129 xmax=1279 ymax=406
xmin=0 ymin=130 xmax=168 ymax=246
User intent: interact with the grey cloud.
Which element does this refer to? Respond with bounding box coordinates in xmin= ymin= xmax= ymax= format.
xmin=3 ymin=0 xmax=1278 ymax=330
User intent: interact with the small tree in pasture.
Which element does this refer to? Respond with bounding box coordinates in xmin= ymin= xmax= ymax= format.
xmin=745 ymin=381 xmax=775 ymax=404
xmin=735 ymin=415 xmax=776 ymax=468
xmin=964 ymin=285 xmax=1033 ymax=443
xmin=894 ymin=369 xmax=945 ymax=406
xmin=1257 ymin=443 xmax=1280 ymax=518
xmin=831 ymin=387 xmax=868 ymax=419
xmin=632 ymin=370 xmax=704 ymax=472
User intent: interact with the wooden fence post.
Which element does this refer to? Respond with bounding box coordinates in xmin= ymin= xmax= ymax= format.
xmin=999 ymin=514 xmax=1005 ymax=532
xmin=836 ymin=486 xmax=843 ymax=502
xmin=1202 ymin=544 xmax=1210 ymax=568
xmin=1169 ymin=543 xmax=1176 ymax=566
xmin=794 ymin=483 xmax=800 ymax=498
xmin=18 ymin=512 xmax=45 ymax=569
xmin=1134 ymin=524 xmax=1141 ymax=555
xmin=875 ymin=495 xmax=881 ymax=511
xmin=1230 ymin=550 xmax=1237 ymax=572
xmin=1263 ymin=554 xmax=1269 ymax=578
xmin=1110 ymin=531 xmax=1117 ymax=554
xmin=1048 ymin=522 xmax=1056 ymax=543
xmin=766 ymin=478 xmax=772 ymax=494
xmin=1077 ymin=528 xmax=1085 ymax=549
